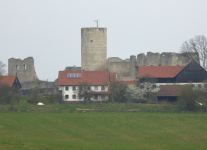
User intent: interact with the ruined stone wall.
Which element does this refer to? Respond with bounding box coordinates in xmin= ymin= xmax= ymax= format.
xmin=107 ymin=52 xmax=199 ymax=81
xmin=107 ymin=57 xmax=131 ymax=78
xmin=81 ymin=28 xmax=107 ymax=71
xmin=8 ymin=57 xmax=39 ymax=83
xmin=65 ymin=66 xmax=81 ymax=71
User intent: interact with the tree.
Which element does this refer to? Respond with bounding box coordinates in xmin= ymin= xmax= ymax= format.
xmin=0 ymin=60 xmax=6 ymax=76
xmin=180 ymin=35 xmax=207 ymax=69
xmin=124 ymin=85 xmax=145 ymax=103
xmin=12 ymin=88 xmax=22 ymax=105
xmin=177 ymin=85 xmax=202 ymax=110
xmin=138 ymin=74 xmax=159 ymax=103
xmin=75 ymin=81 xmax=92 ymax=104
xmin=109 ymin=80 xmax=127 ymax=103
xmin=0 ymin=83 xmax=14 ymax=104
xmin=27 ymin=86 xmax=40 ymax=104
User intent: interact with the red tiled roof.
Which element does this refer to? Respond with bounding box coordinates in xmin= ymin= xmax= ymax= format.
xmin=122 ymin=81 xmax=137 ymax=85
xmin=58 ymin=70 xmax=113 ymax=86
xmin=138 ymin=66 xmax=185 ymax=78
xmin=0 ymin=76 xmax=16 ymax=87
xmin=157 ymin=85 xmax=187 ymax=97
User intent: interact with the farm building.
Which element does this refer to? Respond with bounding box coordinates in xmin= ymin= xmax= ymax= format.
xmin=0 ymin=76 xmax=22 ymax=89
xmin=138 ymin=60 xmax=207 ymax=83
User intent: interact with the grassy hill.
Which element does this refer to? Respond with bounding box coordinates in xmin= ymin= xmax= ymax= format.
xmin=0 ymin=113 xmax=207 ymax=150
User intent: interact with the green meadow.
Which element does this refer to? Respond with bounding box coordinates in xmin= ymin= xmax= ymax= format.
xmin=0 ymin=113 xmax=207 ymax=150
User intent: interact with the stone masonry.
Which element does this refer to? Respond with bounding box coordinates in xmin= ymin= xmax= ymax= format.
xmin=81 ymin=28 xmax=107 ymax=71
xmin=8 ymin=57 xmax=39 ymax=83
xmin=107 ymin=52 xmax=199 ymax=80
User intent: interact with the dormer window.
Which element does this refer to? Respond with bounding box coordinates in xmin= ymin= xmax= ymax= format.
xmin=67 ymin=73 xmax=82 ymax=78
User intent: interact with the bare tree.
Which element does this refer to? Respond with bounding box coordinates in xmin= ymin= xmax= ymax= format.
xmin=109 ymin=79 xmax=127 ymax=103
xmin=0 ymin=83 xmax=14 ymax=104
xmin=75 ymin=81 xmax=92 ymax=104
xmin=180 ymin=35 xmax=207 ymax=69
xmin=0 ymin=60 xmax=6 ymax=76
xmin=27 ymin=86 xmax=40 ymax=104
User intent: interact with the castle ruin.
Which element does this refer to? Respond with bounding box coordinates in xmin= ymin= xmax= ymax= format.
xmin=8 ymin=57 xmax=39 ymax=83
xmin=107 ymin=52 xmax=199 ymax=80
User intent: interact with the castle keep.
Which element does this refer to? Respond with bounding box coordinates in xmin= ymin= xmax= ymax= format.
xmin=81 ymin=28 xmax=107 ymax=71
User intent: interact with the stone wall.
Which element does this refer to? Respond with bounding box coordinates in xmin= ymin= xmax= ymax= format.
xmin=8 ymin=57 xmax=39 ymax=83
xmin=81 ymin=28 xmax=107 ymax=71
xmin=107 ymin=52 xmax=199 ymax=81
xmin=65 ymin=66 xmax=81 ymax=71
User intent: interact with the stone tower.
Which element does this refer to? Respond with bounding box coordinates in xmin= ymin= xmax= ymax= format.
xmin=8 ymin=57 xmax=39 ymax=83
xmin=81 ymin=28 xmax=107 ymax=71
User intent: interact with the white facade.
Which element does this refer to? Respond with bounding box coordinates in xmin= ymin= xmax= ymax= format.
xmin=139 ymin=82 xmax=207 ymax=93
xmin=59 ymin=85 xmax=109 ymax=102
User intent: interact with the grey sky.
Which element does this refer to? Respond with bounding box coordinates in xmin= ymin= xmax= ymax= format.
xmin=1 ymin=0 xmax=207 ymax=81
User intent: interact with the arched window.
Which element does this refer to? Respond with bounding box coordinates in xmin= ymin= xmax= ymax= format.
xmin=16 ymin=65 xmax=19 ymax=70
xmin=24 ymin=65 xmax=26 ymax=70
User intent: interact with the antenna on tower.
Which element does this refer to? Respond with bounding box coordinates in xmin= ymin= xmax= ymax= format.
xmin=94 ymin=19 xmax=98 ymax=28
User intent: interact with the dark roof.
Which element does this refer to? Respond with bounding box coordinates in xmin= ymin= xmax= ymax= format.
xmin=58 ymin=70 xmax=116 ymax=86
xmin=157 ymin=85 xmax=187 ymax=97
xmin=0 ymin=76 xmax=16 ymax=87
xmin=138 ymin=66 xmax=185 ymax=78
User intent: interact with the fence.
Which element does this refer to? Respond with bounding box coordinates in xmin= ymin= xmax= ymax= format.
xmin=0 ymin=104 xmax=206 ymax=114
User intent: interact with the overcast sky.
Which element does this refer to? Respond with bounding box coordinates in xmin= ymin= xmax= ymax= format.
xmin=1 ymin=0 xmax=207 ymax=81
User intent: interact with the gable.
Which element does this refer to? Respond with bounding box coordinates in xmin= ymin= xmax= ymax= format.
xmin=176 ymin=60 xmax=207 ymax=82
xmin=0 ymin=76 xmax=16 ymax=87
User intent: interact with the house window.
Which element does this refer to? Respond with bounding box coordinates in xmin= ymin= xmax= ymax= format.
xmin=192 ymin=84 xmax=195 ymax=87
xmin=101 ymin=86 xmax=105 ymax=90
xmin=94 ymin=86 xmax=98 ymax=90
xmin=16 ymin=65 xmax=19 ymax=70
xmin=198 ymin=84 xmax=201 ymax=88
xmin=88 ymin=86 xmax=91 ymax=90
xmin=73 ymin=95 xmax=76 ymax=99
xmin=95 ymin=95 xmax=98 ymax=100
xmin=65 ymin=86 xmax=69 ymax=91
xmin=65 ymin=95 xmax=69 ymax=99
xmin=73 ymin=86 xmax=76 ymax=91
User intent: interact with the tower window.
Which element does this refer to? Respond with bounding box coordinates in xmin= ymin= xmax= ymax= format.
xmin=91 ymin=40 xmax=93 ymax=42
xmin=16 ymin=65 xmax=19 ymax=70
xmin=24 ymin=65 xmax=26 ymax=70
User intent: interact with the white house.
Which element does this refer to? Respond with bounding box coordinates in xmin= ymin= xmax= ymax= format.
xmin=58 ymin=70 xmax=116 ymax=103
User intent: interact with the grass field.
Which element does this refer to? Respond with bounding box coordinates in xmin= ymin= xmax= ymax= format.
xmin=0 ymin=113 xmax=207 ymax=150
